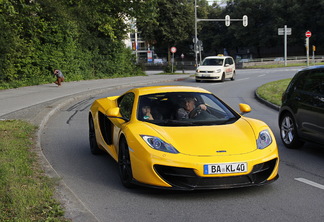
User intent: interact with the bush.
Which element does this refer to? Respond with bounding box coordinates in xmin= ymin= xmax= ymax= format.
xmin=163 ymin=63 xmax=177 ymax=73
xmin=0 ymin=0 xmax=144 ymax=89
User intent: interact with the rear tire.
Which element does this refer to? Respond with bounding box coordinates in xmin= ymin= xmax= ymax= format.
xmin=279 ymin=113 xmax=304 ymax=148
xmin=118 ymin=138 xmax=134 ymax=188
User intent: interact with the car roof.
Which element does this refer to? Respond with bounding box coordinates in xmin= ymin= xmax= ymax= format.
xmin=300 ymin=65 xmax=324 ymax=71
xmin=203 ymin=55 xmax=233 ymax=59
xmin=131 ymin=85 xmax=210 ymax=96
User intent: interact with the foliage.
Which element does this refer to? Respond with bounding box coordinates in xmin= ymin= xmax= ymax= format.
xmin=163 ymin=63 xmax=177 ymax=73
xmin=0 ymin=0 xmax=155 ymax=88
xmin=137 ymin=0 xmax=209 ymax=61
xmin=200 ymin=0 xmax=324 ymax=57
xmin=139 ymin=0 xmax=324 ymax=59
xmin=2 ymin=0 xmax=324 ymax=88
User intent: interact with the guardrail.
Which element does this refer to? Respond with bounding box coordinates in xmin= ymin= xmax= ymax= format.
xmin=143 ymin=55 xmax=324 ymax=70
xmin=239 ymin=56 xmax=324 ymax=68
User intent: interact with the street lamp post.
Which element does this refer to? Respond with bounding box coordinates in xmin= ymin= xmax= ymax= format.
xmin=194 ymin=0 xmax=248 ymax=67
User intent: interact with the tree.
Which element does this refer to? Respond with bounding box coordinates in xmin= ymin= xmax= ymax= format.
xmin=0 ymin=0 xmax=157 ymax=87
xmin=201 ymin=0 xmax=324 ymax=57
xmin=138 ymin=0 xmax=205 ymax=62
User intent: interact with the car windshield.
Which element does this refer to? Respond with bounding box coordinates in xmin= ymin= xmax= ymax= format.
xmin=137 ymin=92 xmax=239 ymax=126
xmin=201 ymin=58 xmax=224 ymax=66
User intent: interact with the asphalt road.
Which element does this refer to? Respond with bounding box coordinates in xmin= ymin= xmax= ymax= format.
xmin=41 ymin=68 xmax=324 ymax=222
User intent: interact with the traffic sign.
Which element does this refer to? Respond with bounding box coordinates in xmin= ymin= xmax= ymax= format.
xmin=170 ymin=47 xmax=177 ymax=53
xmin=278 ymin=28 xmax=291 ymax=35
xmin=305 ymin=31 xmax=312 ymax=38
xmin=243 ymin=15 xmax=248 ymax=27
xmin=225 ymin=15 xmax=230 ymax=27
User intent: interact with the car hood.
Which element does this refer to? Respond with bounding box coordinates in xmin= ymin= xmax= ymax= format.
xmin=147 ymin=118 xmax=258 ymax=156
xmin=197 ymin=65 xmax=222 ymax=70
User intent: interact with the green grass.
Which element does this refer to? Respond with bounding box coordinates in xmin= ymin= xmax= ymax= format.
xmin=0 ymin=120 xmax=69 ymax=222
xmin=256 ymin=78 xmax=291 ymax=106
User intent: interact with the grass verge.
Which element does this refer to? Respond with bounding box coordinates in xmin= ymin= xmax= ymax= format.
xmin=256 ymin=78 xmax=291 ymax=106
xmin=0 ymin=120 xmax=69 ymax=222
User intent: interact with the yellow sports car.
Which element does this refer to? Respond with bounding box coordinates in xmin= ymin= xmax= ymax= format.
xmin=89 ymin=86 xmax=279 ymax=190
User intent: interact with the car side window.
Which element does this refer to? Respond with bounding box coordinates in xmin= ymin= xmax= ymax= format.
xmin=226 ymin=58 xmax=233 ymax=65
xmin=294 ymin=71 xmax=308 ymax=90
xmin=304 ymin=71 xmax=324 ymax=94
xmin=296 ymin=70 xmax=324 ymax=95
xmin=118 ymin=93 xmax=135 ymax=119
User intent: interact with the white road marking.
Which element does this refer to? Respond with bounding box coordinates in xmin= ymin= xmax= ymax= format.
xmin=236 ymin=78 xmax=250 ymax=81
xmin=295 ymin=178 xmax=324 ymax=190
xmin=258 ymin=74 xmax=266 ymax=77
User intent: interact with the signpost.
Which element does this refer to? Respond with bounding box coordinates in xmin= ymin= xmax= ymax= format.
xmin=181 ymin=53 xmax=185 ymax=73
xmin=170 ymin=47 xmax=177 ymax=73
xmin=278 ymin=25 xmax=291 ymax=66
xmin=305 ymin=30 xmax=312 ymax=66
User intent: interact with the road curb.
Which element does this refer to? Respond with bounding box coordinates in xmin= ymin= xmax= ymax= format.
xmin=254 ymin=90 xmax=280 ymax=111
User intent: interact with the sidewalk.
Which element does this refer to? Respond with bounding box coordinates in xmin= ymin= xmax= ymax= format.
xmin=0 ymin=73 xmax=190 ymax=118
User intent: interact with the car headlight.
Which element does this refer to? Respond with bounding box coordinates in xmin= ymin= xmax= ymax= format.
xmin=256 ymin=130 xmax=272 ymax=149
xmin=216 ymin=69 xmax=222 ymax=73
xmin=141 ymin=135 xmax=179 ymax=154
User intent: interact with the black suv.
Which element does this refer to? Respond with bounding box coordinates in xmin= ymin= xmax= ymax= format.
xmin=279 ymin=66 xmax=324 ymax=148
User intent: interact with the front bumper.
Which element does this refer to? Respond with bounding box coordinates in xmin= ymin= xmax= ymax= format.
xmin=153 ymin=158 xmax=279 ymax=190
xmin=130 ymin=144 xmax=279 ymax=190
xmin=195 ymin=73 xmax=222 ymax=81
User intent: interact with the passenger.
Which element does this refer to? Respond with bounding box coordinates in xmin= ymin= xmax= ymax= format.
xmin=141 ymin=105 xmax=154 ymax=120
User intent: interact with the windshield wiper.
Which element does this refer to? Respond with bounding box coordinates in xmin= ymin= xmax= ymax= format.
xmin=221 ymin=117 xmax=238 ymax=124
xmin=153 ymin=120 xmax=195 ymax=126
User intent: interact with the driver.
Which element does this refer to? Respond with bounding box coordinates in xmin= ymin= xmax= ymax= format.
xmin=177 ymin=97 xmax=207 ymax=119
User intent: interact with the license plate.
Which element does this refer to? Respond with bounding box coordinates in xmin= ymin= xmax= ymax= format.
xmin=204 ymin=162 xmax=247 ymax=175
xmin=202 ymin=74 xmax=210 ymax=77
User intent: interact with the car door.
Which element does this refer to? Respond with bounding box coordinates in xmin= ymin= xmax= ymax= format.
xmin=295 ymin=70 xmax=324 ymax=144
xmin=224 ymin=58 xmax=234 ymax=76
xmin=112 ymin=92 xmax=135 ymax=151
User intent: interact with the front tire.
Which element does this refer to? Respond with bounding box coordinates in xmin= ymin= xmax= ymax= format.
xmin=230 ymin=71 xmax=236 ymax=81
xmin=279 ymin=113 xmax=304 ymax=148
xmin=220 ymin=73 xmax=225 ymax=82
xmin=118 ymin=138 xmax=134 ymax=188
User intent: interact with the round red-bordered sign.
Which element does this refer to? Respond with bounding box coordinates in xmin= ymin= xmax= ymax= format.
xmin=305 ymin=31 xmax=312 ymax=38
xmin=170 ymin=47 xmax=177 ymax=53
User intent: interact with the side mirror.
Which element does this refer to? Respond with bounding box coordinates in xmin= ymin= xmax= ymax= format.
xmin=225 ymin=64 xmax=230 ymax=67
xmin=106 ymin=107 xmax=129 ymax=123
xmin=239 ymin=103 xmax=251 ymax=115
xmin=106 ymin=107 xmax=120 ymax=117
